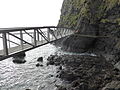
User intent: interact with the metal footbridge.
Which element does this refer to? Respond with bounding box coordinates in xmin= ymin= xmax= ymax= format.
xmin=0 ymin=26 xmax=73 ymax=60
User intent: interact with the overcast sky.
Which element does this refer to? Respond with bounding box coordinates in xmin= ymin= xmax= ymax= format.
xmin=0 ymin=0 xmax=63 ymax=28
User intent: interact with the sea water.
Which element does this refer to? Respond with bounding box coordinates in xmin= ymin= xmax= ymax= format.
xmin=0 ymin=44 xmax=62 ymax=90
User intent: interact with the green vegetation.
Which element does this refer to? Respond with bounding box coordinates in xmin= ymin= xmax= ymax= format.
xmin=58 ymin=0 xmax=120 ymax=28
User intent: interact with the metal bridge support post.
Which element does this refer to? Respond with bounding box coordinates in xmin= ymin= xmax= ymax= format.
xmin=59 ymin=28 xmax=62 ymax=38
xmin=20 ymin=31 xmax=23 ymax=50
xmin=65 ymin=29 xmax=67 ymax=36
xmin=8 ymin=34 xmax=10 ymax=48
xmin=37 ymin=30 xmax=39 ymax=41
xmin=2 ymin=33 xmax=8 ymax=56
xmin=66 ymin=29 xmax=68 ymax=35
xmin=64 ymin=29 xmax=66 ymax=36
xmin=62 ymin=28 xmax=65 ymax=36
xmin=47 ymin=28 xmax=50 ymax=41
xmin=34 ymin=29 xmax=37 ymax=46
xmin=63 ymin=28 xmax=65 ymax=36
xmin=41 ymin=36 xmax=43 ymax=43
xmin=54 ymin=28 xmax=56 ymax=37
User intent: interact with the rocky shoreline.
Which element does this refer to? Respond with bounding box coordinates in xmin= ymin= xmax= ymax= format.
xmin=47 ymin=54 xmax=120 ymax=90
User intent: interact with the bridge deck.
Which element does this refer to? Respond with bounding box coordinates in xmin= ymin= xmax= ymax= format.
xmin=0 ymin=40 xmax=46 ymax=55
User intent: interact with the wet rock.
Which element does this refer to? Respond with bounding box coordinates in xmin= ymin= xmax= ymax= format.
xmin=104 ymin=74 xmax=112 ymax=81
xmin=71 ymin=80 xmax=80 ymax=87
xmin=102 ymin=81 xmax=120 ymax=90
xmin=47 ymin=55 xmax=63 ymax=66
xmin=62 ymin=34 xmax=96 ymax=53
xmin=49 ymin=74 xmax=54 ymax=77
xmin=13 ymin=58 xmax=26 ymax=64
xmin=12 ymin=52 xmax=26 ymax=64
xmin=47 ymin=54 xmax=120 ymax=90
xmin=26 ymin=89 xmax=31 ymax=90
xmin=56 ymin=74 xmax=59 ymax=78
xmin=59 ymin=66 xmax=62 ymax=70
xmin=59 ymin=71 xmax=78 ymax=82
xmin=75 ymin=82 xmax=88 ymax=90
xmin=37 ymin=57 xmax=43 ymax=62
xmin=36 ymin=63 xmax=43 ymax=67
xmin=47 ymin=61 xmax=55 ymax=65
xmin=113 ymin=68 xmax=120 ymax=72
xmin=13 ymin=52 xmax=26 ymax=58
xmin=56 ymin=86 xmax=67 ymax=90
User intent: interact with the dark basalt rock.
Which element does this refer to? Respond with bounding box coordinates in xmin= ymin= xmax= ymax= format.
xmin=26 ymin=89 xmax=31 ymax=90
xmin=102 ymin=81 xmax=120 ymax=90
xmin=37 ymin=57 xmax=43 ymax=62
xmin=36 ymin=63 xmax=43 ymax=67
xmin=59 ymin=66 xmax=62 ymax=70
xmin=13 ymin=52 xmax=26 ymax=58
xmin=61 ymin=23 xmax=98 ymax=53
xmin=0 ymin=55 xmax=4 ymax=58
xmin=13 ymin=58 xmax=26 ymax=64
xmin=0 ymin=55 xmax=4 ymax=60
xmin=12 ymin=52 xmax=26 ymax=64
xmin=47 ymin=54 xmax=120 ymax=90
xmin=56 ymin=86 xmax=67 ymax=90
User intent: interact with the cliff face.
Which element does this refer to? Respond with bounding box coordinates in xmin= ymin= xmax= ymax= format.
xmin=58 ymin=0 xmax=120 ymax=63
xmin=58 ymin=0 xmax=120 ymax=29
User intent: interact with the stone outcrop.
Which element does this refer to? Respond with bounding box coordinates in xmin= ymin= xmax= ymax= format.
xmin=55 ymin=0 xmax=120 ymax=89
xmin=47 ymin=55 xmax=120 ymax=90
xmin=58 ymin=0 xmax=120 ymax=55
xmin=12 ymin=52 xmax=26 ymax=64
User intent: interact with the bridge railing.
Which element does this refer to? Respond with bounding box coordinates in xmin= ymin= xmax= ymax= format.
xmin=0 ymin=26 xmax=73 ymax=58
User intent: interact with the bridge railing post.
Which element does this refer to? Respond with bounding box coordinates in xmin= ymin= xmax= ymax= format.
xmin=62 ymin=28 xmax=64 ymax=36
xmin=37 ymin=30 xmax=40 ymax=41
xmin=2 ymin=33 xmax=8 ymax=56
xmin=34 ymin=29 xmax=37 ymax=46
xmin=20 ymin=31 xmax=23 ymax=50
xmin=59 ymin=28 xmax=62 ymax=38
xmin=8 ymin=34 xmax=10 ymax=48
xmin=47 ymin=28 xmax=50 ymax=41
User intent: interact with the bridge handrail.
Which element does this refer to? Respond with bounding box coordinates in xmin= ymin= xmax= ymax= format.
xmin=0 ymin=26 xmax=73 ymax=59
xmin=0 ymin=26 xmax=72 ymax=33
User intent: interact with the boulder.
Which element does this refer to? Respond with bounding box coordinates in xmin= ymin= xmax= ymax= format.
xmin=13 ymin=58 xmax=26 ymax=64
xmin=12 ymin=52 xmax=26 ymax=64
xmin=37 ymin=57 xmax=43 ymax=62
xmin=13 ymin=52 xmax=26 ymax=58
